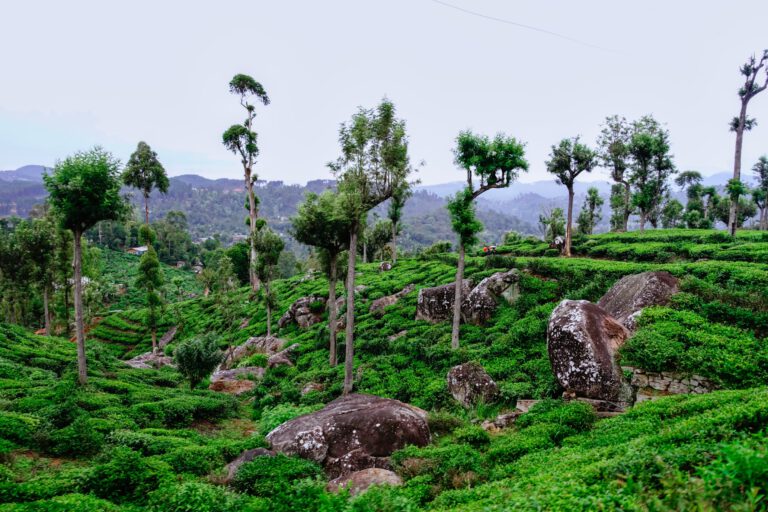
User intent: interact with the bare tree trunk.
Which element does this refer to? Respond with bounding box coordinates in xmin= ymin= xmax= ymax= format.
xmin=151 ymin=329 xmax=157 ymax=354
xmin=451 ymin=242 xmax=465 ymax=350
xmin=639 ymin=211 xmax=647 ymax=232
xmin=565 ymin=187 xmax=574 ymax=257
xmin=43 ymin=286 xmax=51 ymax=336
xmin=328 ymin=254 xmax=338 ymax=367
xmin=98 ymin=223 xmax=103 ymax=246
xmin=729 ymin=103 xmax=748 ymax=236
xmin=73 ymin=232 xmax=87 ymax=385
xmin=64 ymin=283 xmax=70 ymax=337
xmin=362 ymin=242 xmax=367 ymax=264
xmin=343 ymin=227 xmax=358 ymax=395
xmin=266 ymin=279 xmax=272 ymax=337
xmin=762 ymin=207 xmax=768 ymax=230
xmin=391 ymin=222 xmax=397 ymax=264
xmin=623 ymin=181 xmax=631 ymax=232
xmin=245 ymin=168 xmax=260 ymax=293
xmin=144 ymin=193 xmax=150 ymax=226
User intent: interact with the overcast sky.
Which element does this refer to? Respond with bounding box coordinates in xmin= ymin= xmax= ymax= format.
xmin=1 ymin=0 xmax=767 ymax=185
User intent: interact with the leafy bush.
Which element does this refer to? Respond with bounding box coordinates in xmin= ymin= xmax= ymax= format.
xmin=231 ymin=454 xmax=323 ymax=497
xmin=174 ymin=334 xmax=224 ymax=389
xmin=81 ymin=447 xmax=171 ymax=503
xmin=453 ymin=425 xmax=490 ymax=448
xmin=148 ymin=482 xmax=241 ymax=512
xmin=258 ymin=403 xmax=321 ymax=436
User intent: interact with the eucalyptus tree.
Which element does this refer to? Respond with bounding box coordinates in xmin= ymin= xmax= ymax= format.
xmin=661 ymin=198 xmax=685 ymax=228
xmin=539 ymin=207 xmax=565 ymax=242
xmin=122 ymin=141 xmax=169 ymax=226
xmin=222 ymin=74 xmax=270 ymax=291
xmin=330 ymin=99 xmax=416 ymax=393
xmin=387 ymin=183 xmax=412 ymax=264
xmin=545 ymin=137 xmax=598 ymax=255
xmin=597 ymin=115 xmax=632 ymax=231
xmin=450 ymin=131 xmax=528 ymax=349
xmin=728 ymin=51 xmax=768 ymax=235
xmin=44 ymin=147 xmax=128 ymax=385
xmin=291 ymin=191 xmax=351 ymax=366
xmin=254 ymin=227 xmax=284 ymax=337
xmin=576 ymin=187 xmax=604 ymax=235
xmin=752 ymin=189 xmax=767 ymax=230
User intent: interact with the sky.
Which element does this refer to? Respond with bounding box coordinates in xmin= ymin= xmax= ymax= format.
xmin=1 ymin=0 xmax=767 ymax=185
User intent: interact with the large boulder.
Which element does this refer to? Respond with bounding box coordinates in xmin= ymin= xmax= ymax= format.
xmin=369 ymin=284 xmax=415 ymax=317
xmin=267 ymin=343 xmax=299 ymax=368
xmin=462 ymin=269 xmax=521 ymax=325
xmin=278 ymin=295 xmax=327 ymax=329
xmin=446 ymin=362 xmax=499 ymax=408
xmin=547 ymin=300 xmax=631 ymax=402
xmin=266 ymin=393 xmax=430 ymax=478
xmin=597 ymin=271 xmax=679 ymax=329
xmin=221 ymin=336 xmax=286 ymax=370
xmin=327 ymin=468 xmax=402 ymax=496
xmin=415 ymin=280 xmax=472 ymax=323
xmin=209 ymin=367 xmax=265 ymax=394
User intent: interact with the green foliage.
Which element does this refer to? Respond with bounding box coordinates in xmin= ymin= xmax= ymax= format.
xmin=122 ymin=141 xmax=169 ymax=224
xmin=231 ymin=454 xmax=323 ymax=497
xmin=258 ymin=403 xmax=320 ymax=436
xmin=148 ymin=482 xmax=243 ymax=512
xmin=173 ymin=334 xmax=224 ymax=389
xmin=82 ymin=446 xmax=171 ymax=503
xmin=446 ymin=188 xmax=483 ymax=247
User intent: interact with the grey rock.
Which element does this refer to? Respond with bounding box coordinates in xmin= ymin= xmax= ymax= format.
xmin=462 ymin=269 xmax=521 ymax=325
xmin=327 ymin=468 xmax=402 ymax=496
xmin=415 ymin=280 xmax=472 ymax=323
xmin=446 ymin=362 xmax=499 ymax=408
xmin=598 ymin=271 xmax=679 ymax=329
xmin=369 ymin=284 xmax=415 ymax=317
xmin=278 ymin=295 xmax=327 ymax=329
xmin=222 ymin=448 xmax=275 ymax=483
xmin=547 ymin=299 xmax=631 ymax=402
xmin=221 ymin=336 xmax=286 ymax=370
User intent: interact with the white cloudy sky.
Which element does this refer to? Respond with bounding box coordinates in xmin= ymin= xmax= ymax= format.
xmin=1 ymin=0 xmax=767 ymax=185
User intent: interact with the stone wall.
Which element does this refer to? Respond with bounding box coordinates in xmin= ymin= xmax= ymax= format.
xmin=623 ymin=366 xmax=715 ymax=403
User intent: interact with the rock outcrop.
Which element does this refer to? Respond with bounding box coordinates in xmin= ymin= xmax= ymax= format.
xmin=221 ymin=336 xmax=286 ymax=370
xmin=278 ymin=295 xmax=327 ymax=329
xmin=446 ymin=362 xmax=499 ymax=407
xmin=222 ymin=448 xmax=275 ymax=483
xmin=369 ymin=284 xmax=415 ymax=317
xmin=266 ymin=393 xmax=430 ymax=478
xmin=597 ymin=271 xmax=679 ymax=329
xmin=209 ymin=367 xmax=265 ymax=394
xmin=267 ymin=343 xmax=299 ymax=368
xmin=327 ymin=468 xmax=403 ymax=496
xmin=547 ymin=300 xmax=631 ymax=403
xmin=124 ymin=352 xmax=174 ymax=369
xmin=623 ymin=366 xmax=716 ymax=403
xmin=415 ymin=280 xmax=472 ymax=323
xmin=462 ymin=269 xmax=521 ymax=325
xmin=158 ymin=326 xmax=178 ymax=349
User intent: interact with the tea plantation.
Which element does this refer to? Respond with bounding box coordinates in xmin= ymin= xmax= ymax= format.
xmin=2 ymin=232 xmax=768 ymax=511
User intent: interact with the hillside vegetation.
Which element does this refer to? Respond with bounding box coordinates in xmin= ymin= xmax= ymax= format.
xmin=1 ymin=231 xmax=768 ymax=511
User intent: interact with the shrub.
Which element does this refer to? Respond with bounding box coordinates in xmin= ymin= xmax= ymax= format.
xmin=174 ymin=334 xmax=224 ymax=389
xmin=427 ymin=411 xmax=465 ymax=436
xmin=454 ymin=425 xmax=490 ymax=448
xmin=161 ymin=446 xmax=223 ymax=475
xmin=516 ymin=399 xmax=596 ymax=436
xmin=47 ymin=417 xmax=104 ymax=456
xmin=258 ymin=403 xmax=320 ymax=436
xmin=231 ymin=454 xmax=323 ymax=497
xmin=82 ymin=447 xmax=172 ymax=503
xmin=148 ymin=482 xmax=240 ymax=512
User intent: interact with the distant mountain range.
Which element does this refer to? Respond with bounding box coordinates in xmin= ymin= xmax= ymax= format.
xmin=0 ymin=165 xmax=740 ymax=246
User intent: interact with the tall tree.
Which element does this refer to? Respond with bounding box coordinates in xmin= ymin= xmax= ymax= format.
xmin=545 ymin=137 xmax=597 ymax=255
xmin=387 ymin=184 xmax=411 ymax=264
xmin=135 ymin=228 xmax=164 ymax=354
xmin=751 ymin=188 xmax=767 ymax=230
xmin=330 ymin=99 xmax=415 ymax=394
xmin=16 ymin=219 xmax=56 ymax=335
xmin=44 ymin=148 xmax=127 ymax=385
xmin=122 ymin=142 xmax=169 ymax=226
xmin=753 ymin=156 xmax=768 ymax=230
xmin=450 ymin=131 xmax=528 ymax=349
xmin=661 ymin=198 xmax=685 ymax=228
xmin=222 ymin=74 xmax=270 ymax=292
xmin=628 ymin=119 xmax=676 ymax=231
xmin=539 ymin=207 xmax=566 ymax=242
xmin=597 ymin=116 xmax=632 ymax=231
xmin=291 ymin=191 xmax=352 ymax=366
xmin=254 ymin=227 xmax=284 ymax=337
xmin=728 ymin=51 xmax=768 ymax=235
xmin=576 ymin=187 xmax=604 ymax=235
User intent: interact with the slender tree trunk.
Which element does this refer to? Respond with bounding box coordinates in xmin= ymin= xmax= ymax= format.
xmin=565 ymin=187 xmax=574 ymax=257
xmin=729 ymin=102 xmax=748 ymax=236
xmin=144 ymin=193 xmax=150 ymax=226
xmin=151 ymin=328 xmax=157 ymax=354
xmin=639 ymin=211 xmax=647 ymax=232
xmin=362 ymin=242 xmax=367 ymax=264
xmin=98 ymin=223 xmax=103 ymax=246
xmin=245 ymin=168 xmax=260 ymax=293
xmin=623 ymin=181 xmax=631 ymax=232
xmin=328 ymin=254 xmax=338 ymax=367
xmin=73 ymin=232 xmax=87 ymax=385
xmin=761 ymin=207 xmax=768 ymax=230
xmin=391 ymin=222 xmax=397 ymax=264
xmin=343 ymin=226 xmax=358 ymax=395
xmin=64 ymin=283 xmax=70 ymax=337
xmin=266 ymin=279 xmax=272 ymax=337
xmin=43 ymin=286 xmax=51 ymax=336
xmin=451 ymin=242 xmax=465 ymax=350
